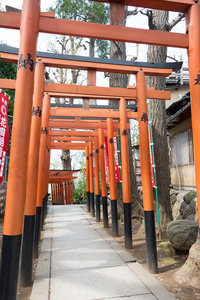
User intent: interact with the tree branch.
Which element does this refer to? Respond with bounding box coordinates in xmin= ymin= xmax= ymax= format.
xmin=166 ymin=13 xmax=185 ymax=31
xmin=125 ymin=7 xmax=138 ymax=18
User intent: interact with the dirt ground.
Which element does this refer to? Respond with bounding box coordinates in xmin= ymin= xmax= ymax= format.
xmin=105 ymin=216 xmax=200 ymax=300
xmin=1 ymin=210 xmax=200 ymax=300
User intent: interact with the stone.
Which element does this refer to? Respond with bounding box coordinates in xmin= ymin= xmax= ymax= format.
xmin=176 ymin=191 xmax=188 ymax=202
xmin=170 ymin=193 xmax=177 ymax=207
xmin=167 ymin=220 xmax=199 ymax=252
xmin=182 ymin=206 xmax=193 ymax=219
xmin=184 ymin=191 xmax=196 ymax=204
xmin=172 ymin=199 xmax=183 ymax=220
xmin=186 ymin=214 xmax=195 ymax=221
xmin=190 ymin=197 xmax=197 ymax=215
xmin=175 ymin=214 xmax=183 ymax=220
xmin=179 ymin=202 xmax=186 ymax=216
xmin=175 ymin=238 xmax=200 ymax=287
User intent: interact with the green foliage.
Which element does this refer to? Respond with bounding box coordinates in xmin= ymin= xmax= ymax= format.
xmin=0 ymin=57 xmax=17 ymax=156
xmin=73 ymin=152 xmax=86 ymax=204
xmin=73 ymin=170 xmax=86 ymax=204
xmin=49 ymin=0 xmax=110 ymax=58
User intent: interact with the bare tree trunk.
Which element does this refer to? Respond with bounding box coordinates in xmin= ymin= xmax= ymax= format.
xmin=146 ymin=10 xmax=172 ymax=227
xmin=109 ymin=3 xmax=140 ymax=218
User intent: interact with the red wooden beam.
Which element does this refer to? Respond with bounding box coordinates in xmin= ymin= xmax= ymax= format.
xmin=0 ymin=12 xmax=189 ymax=48
xmin=90 ymin=0 xmax=193 ymax=13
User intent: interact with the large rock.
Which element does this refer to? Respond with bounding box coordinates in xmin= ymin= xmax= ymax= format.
xmin=172 ymin=198 xmax=184 ymax=220
xmin=184 ymin=191 xmax=196 ymax=204
xmin=167 ymin=220 xmax=198 ymax=252
xmin=175 ymin=238 xmax=200 ymax=287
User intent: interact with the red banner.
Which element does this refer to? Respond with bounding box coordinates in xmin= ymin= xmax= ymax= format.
xmin=113 ymin=136 xmax=121 ymax=182
xmin=104 ymin=134 xmax=121 ymax=184
xmin=104 ymin=136 xmax=110 ymax=184
xmin=0 ymin=92 xmax=9 ymax=183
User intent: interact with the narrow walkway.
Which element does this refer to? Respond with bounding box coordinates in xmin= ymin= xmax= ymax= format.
xmin=31 ymin=205 xmax=176 ymax=300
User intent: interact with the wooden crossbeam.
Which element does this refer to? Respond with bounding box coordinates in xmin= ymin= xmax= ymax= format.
xmin=49 ymin=130 xmax=118 ymax=137
xmin=50 ymin=108 xmax=138 ymax=119
xmin=50 ymin=136 xmax=95 ymax=142
xmin=51 ymin=142 xmax=90 ymax=147
xmin=51 ymin=146 xmax=85 ymax=150
xmin=0 ymin=79 xmax=171 ymax=100
xmin=49 ymin=121 xmax=128 ymax=130
xmin=89 ymin=0 xmax=193 ymax=13
xmin=0 ymin=12 xmax=189 ymax=48
xmin=45 ymin=82 xmax=171 ymax=100
xmin=0 ymin=52 xmax=174 ymax=77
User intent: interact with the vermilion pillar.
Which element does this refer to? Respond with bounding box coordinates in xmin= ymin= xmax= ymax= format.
xmin=70 ymin=175 xmax=74 ymax=204
xmin=85 ymin=146 xmax=90 ymax=212
xmin=137 ymin=70 xmax=157 ymax=274
xmin=95 ymin=135 xmax=100 ymax=222
xmin=89 ymin=141 xmax=95 ymax=216
xmin=107 ymin=118 xmax=118 ymax=237
xmin=42 ymin=146 xmax=50 ymax=220
xmin=60 ymin=181 xmax=64 ymax=205
xmin=68 ymin=179 xmax=71 ymax=205
xmin=119 ymin=98 xmax=132 ymax=249
xmin=56 ymin=182 xmax=59 ymax=204
xmin=34 ymin=94 xmax=50 ymax=257
xmin=64 ymin=181 xmax=68 ymax=204
xmin=0 ymin=1 xmax=40 ymax=298
xmin=186 ymin=3 xmax=200 ymax=233
xmin=20 ymin=60 xmax=45 ymax=287
xmin=99 ymin=129 xmax=108 ymax=228
xmin=51 ymin=184 xmax=55 ymax=204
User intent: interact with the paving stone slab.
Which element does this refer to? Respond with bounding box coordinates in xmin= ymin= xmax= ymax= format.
xmin=51 ymin=238 xmax=125 ymax=271
xmin=50 ymin=265 xmax=151 ymax=300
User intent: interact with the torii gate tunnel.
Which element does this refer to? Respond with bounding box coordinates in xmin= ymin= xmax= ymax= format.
xmin=0 ymin=1 xmax=200 ymax=299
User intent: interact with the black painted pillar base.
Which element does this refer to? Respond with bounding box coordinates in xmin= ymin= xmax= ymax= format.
xmin=87 ymin=191 xmax=90 ymax=212
xmin=124 ymin=203 xmax=132 ymax=249
xmin=90 ymin=192 xmax=95 ymax=217
xmin=111 ymin=200 xmax=118 ymax=237
xmin=102 ymin=196 xmax=109 ymax=228
xmin=20 ymin=215 xmax=35 ymax=287
xmin=96 ymin=194 xmax=100 ymax=222
xmin=144 ymin=210 xmax=158 ymax=274
xmin=34 ymin=206 xmax=42 ymax=258
xmin=0 ymin=234 xmax=22 ymax=300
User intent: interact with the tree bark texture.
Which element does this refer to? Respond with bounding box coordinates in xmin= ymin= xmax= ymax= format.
xmin=146 ymin=10 xmax=172 ymax=227
xmin=109 ymin=3 xmax=140 ymax=218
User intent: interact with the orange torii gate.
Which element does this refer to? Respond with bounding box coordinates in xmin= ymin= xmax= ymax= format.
xmin=1 ymin=1 xmax=200 ymax=298
xmin=49 ymin=170 xmax=79 ymax=205
xmin=0 ymin=57 xmax=174 ymax=291
xmin=50 ymin=128 xmax=119 ymax=225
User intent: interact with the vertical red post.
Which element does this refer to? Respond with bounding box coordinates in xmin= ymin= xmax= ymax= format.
xmin=20 ymin=60 xmax=45 ymax=287
xmin=137 ymin=70 xmax=157 ymax=274
xmin=107 ymin=118 xmax=118 ymax=237
xmin=95 ymin=135 xmax=100 ymax=222
xmin=0 ymin=1 xmax=40 ymax=298
xmin=70 ymin=174 xmax=74 ymax=205
xmin=60 ymin=181 xmax=64 ymax=204
xmin=34 ymin=94 xmax=50 ymax=257
xmin=119 ymin=97 xmax=132 ymax=249
xmin=51 ymin=184 xmax=55 ymax=204
xmin=186 ymin=3 xmax=200 ymax=234
xmin=64 ymin=181 xmax=68 ymax=204
xmin=68 ymin=179 xmax=71 ymax=205
xmin=89 ymin=141 xmax=95 ymax=216
xmin=99 ymin=129 xmax=109 ymax=228
xmin=85 ymin=146 xmax=90 ymax=212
